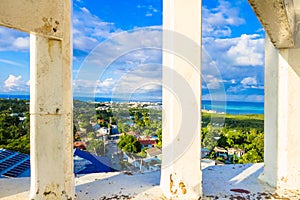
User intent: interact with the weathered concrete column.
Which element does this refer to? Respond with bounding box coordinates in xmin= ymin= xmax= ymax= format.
xmin=161 ymin=1 xmax=202 ymax=199
xmin=0 ymin=0 xmax=73 ymax=199
xmin=29 ymin=1 xmax=74 ymax=199
xmin=261 ymin=34 xmax=300 ymax=190
xmin=247 ymin=0 xmax=300 ymax=191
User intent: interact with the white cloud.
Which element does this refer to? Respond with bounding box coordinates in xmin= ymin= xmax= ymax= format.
xmin=202 ymin=0 xmax=245 ymax=37
xmin=80 ymin=7 xmax=90 ymax=14
xmin=203 ymin=34 xmax=264 ymax=68
xmin=239 ymin=77 xmax=264 ymax=89
xmin=96 ymin=78 xmax=115 ymax=90
xmin=13 ymin=37 xmax=30 ymax=49
xmin=227 ymin=34 xmax=264 ymax=66
xmin=241 ymin=77 xmax=257 ymax=86
xmin=3 ymin=74 xmax=29 ymax=92
xmin=0 ymin=27 xmax=29 ymax=51
xmin=72 ymin=6 xmax=121 ymax=52
xmin=74 ymin=62 xmax=162 ymax=98
xmin=4 ymin=75 xmax=22 ymax=88
xmin=73 ymin=27 xmax=162 ymax=97
xmin=79 ymin=28 xmax=162 ymax=67
xmin=203 ymin=75 xmax=224 ymax=90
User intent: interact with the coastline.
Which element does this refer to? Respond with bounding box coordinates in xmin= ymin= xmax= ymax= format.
xmin=0 ymin=94 xmax=264 ymax=115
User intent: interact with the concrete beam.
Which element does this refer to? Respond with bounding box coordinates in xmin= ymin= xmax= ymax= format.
xmin=0 ymin=0 xmax=63 ymax=39
xmin=248 ymin=0 xmax=295 ymax=48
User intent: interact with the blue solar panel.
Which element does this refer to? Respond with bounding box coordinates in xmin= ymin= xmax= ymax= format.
xmin=3 ymin=160 xmax=30 ymax=177
xmin=0 ymin=151 xmax=30 ymax=178
xmin=0 ymin=150 xmax=14 ymax=160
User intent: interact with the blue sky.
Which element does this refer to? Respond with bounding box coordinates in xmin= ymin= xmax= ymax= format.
xmin=0 ymin=0 xmax=264 ymax=102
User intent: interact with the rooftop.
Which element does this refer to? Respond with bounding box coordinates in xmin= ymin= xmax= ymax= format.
xmin=0 ymin=148 xmax=114 ymax=178
xmin=0 ymin=149 xmax=30 ymax=178
xmin=1 ymin=163 xmax=300 ymax=200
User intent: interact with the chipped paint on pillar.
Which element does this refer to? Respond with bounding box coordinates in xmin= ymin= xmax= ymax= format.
xmin=34 ymin=17 xmax=61 ymax=36
xmin=0 ymin=0 xmax=63 ymax=39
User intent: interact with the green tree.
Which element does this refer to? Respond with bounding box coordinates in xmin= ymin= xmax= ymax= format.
xmin=87 ymin=132 xmax=97 ymax=140
xmin=0 ymin=108 xmax=30 ymax=153
xmin=117 ymin=134 xmax=142 ymax=153
xmin=238 ymin=149 xmax=263 ymax=163
xmin=156 ymin=128 xmax=162 ymax=148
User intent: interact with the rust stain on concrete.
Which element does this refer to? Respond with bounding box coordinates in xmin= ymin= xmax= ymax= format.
xmin=35 ymin=17 xmax=60 ymax=36
xmin=179 ymin=181 xmax=187 ymax=194
xmin=170 ymin=174 xmax=177 ymax=195
xmin=281 ymin=176 xmax=288 ymax=183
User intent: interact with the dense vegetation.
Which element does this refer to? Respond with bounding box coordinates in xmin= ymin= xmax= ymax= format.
xmin=0 ymin=99 xmax=30 ymax=154
xmin=117 ymin=107 xmax=162 ymax=136
xmin=117 ymin=134 xmax=142 ymax=153
xmin=202 ymin=112 xmax=264 ymax=163
xmin=0 ymin=99 xmax=264 ymax=164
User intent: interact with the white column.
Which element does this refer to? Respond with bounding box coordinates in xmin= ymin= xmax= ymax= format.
xmin=161 ymin=1 xmax=202 ymax=199
xmin=261 ymin=35 xmax=300 ymax=190
xmin=29 ymin=1 xmax=73 ymax=199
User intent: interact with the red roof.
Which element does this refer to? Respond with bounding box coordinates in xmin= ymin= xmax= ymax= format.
xmin=73 ymin=141 xmax=87 ymax=150
xmin=138 ymin=138 xmax=157 ymax=146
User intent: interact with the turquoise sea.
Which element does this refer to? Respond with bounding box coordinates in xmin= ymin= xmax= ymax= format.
xmin=202 ymin=100 xmax=264 ymax=115
xmin=0 ymin=94 xmax=264 ymax=115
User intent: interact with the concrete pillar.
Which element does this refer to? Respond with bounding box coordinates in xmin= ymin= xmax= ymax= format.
xmin=261 ymin=34 xmax=300 ymax=190
xmin=161 ymin=1 xmax=202 ymax=199
xmin=29 ymin=1 xmax=73 ymax=199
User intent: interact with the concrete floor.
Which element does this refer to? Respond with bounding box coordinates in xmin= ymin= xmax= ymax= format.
xmin=1 ymin=163 xmax=300 ymax=200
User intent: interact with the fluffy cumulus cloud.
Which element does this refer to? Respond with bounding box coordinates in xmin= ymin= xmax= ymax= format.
xmin=202 ymin=0 xmax=245 ymax=37
xmin=0 ymin=0 xmax=265 ymax=102
xmin=203 ymin=34 xmax=264 ymax=68
xmin=73 ymin=27 xmax=162 ymax=97
xmin=13 ymin=37 xmax=30 ymax=49
xmin=74 ymin=77 xmax=116 ymax=95
xmin=3 ymin=75 xmax=29 ymax=92
xmin=240 ymin=77 xmax=264 ymax=89
xmin=203 ymin=75 xmax=224 ymax=90
xmin=74 ymin=63 xmax=162 ymax=100
xmin=201 ymin=0 xmax=265 ymax=102
xmin=113 ymin=64 xmax=161 ymax=92
xmin=71 ymin=2 xmax=162 ymax=100
xmin=241 ymin=77 xmax=257 ymax=86
xmin=226 ymin=34 xmax=264 ymax=66
xmin=0 ymin=27 xmax=29 ymax=51
xmin=72 ymin=6 xmax=121 ymax=53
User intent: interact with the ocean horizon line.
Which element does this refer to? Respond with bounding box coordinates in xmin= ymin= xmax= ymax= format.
xmin=0 ymin=93 xmax=264 ymax=104
xmin=0 ymin=93 xmax=264 ymax=114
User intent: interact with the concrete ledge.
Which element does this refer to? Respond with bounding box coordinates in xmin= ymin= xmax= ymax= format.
xmin=1 ymin=163 xmax=300 ymax=199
